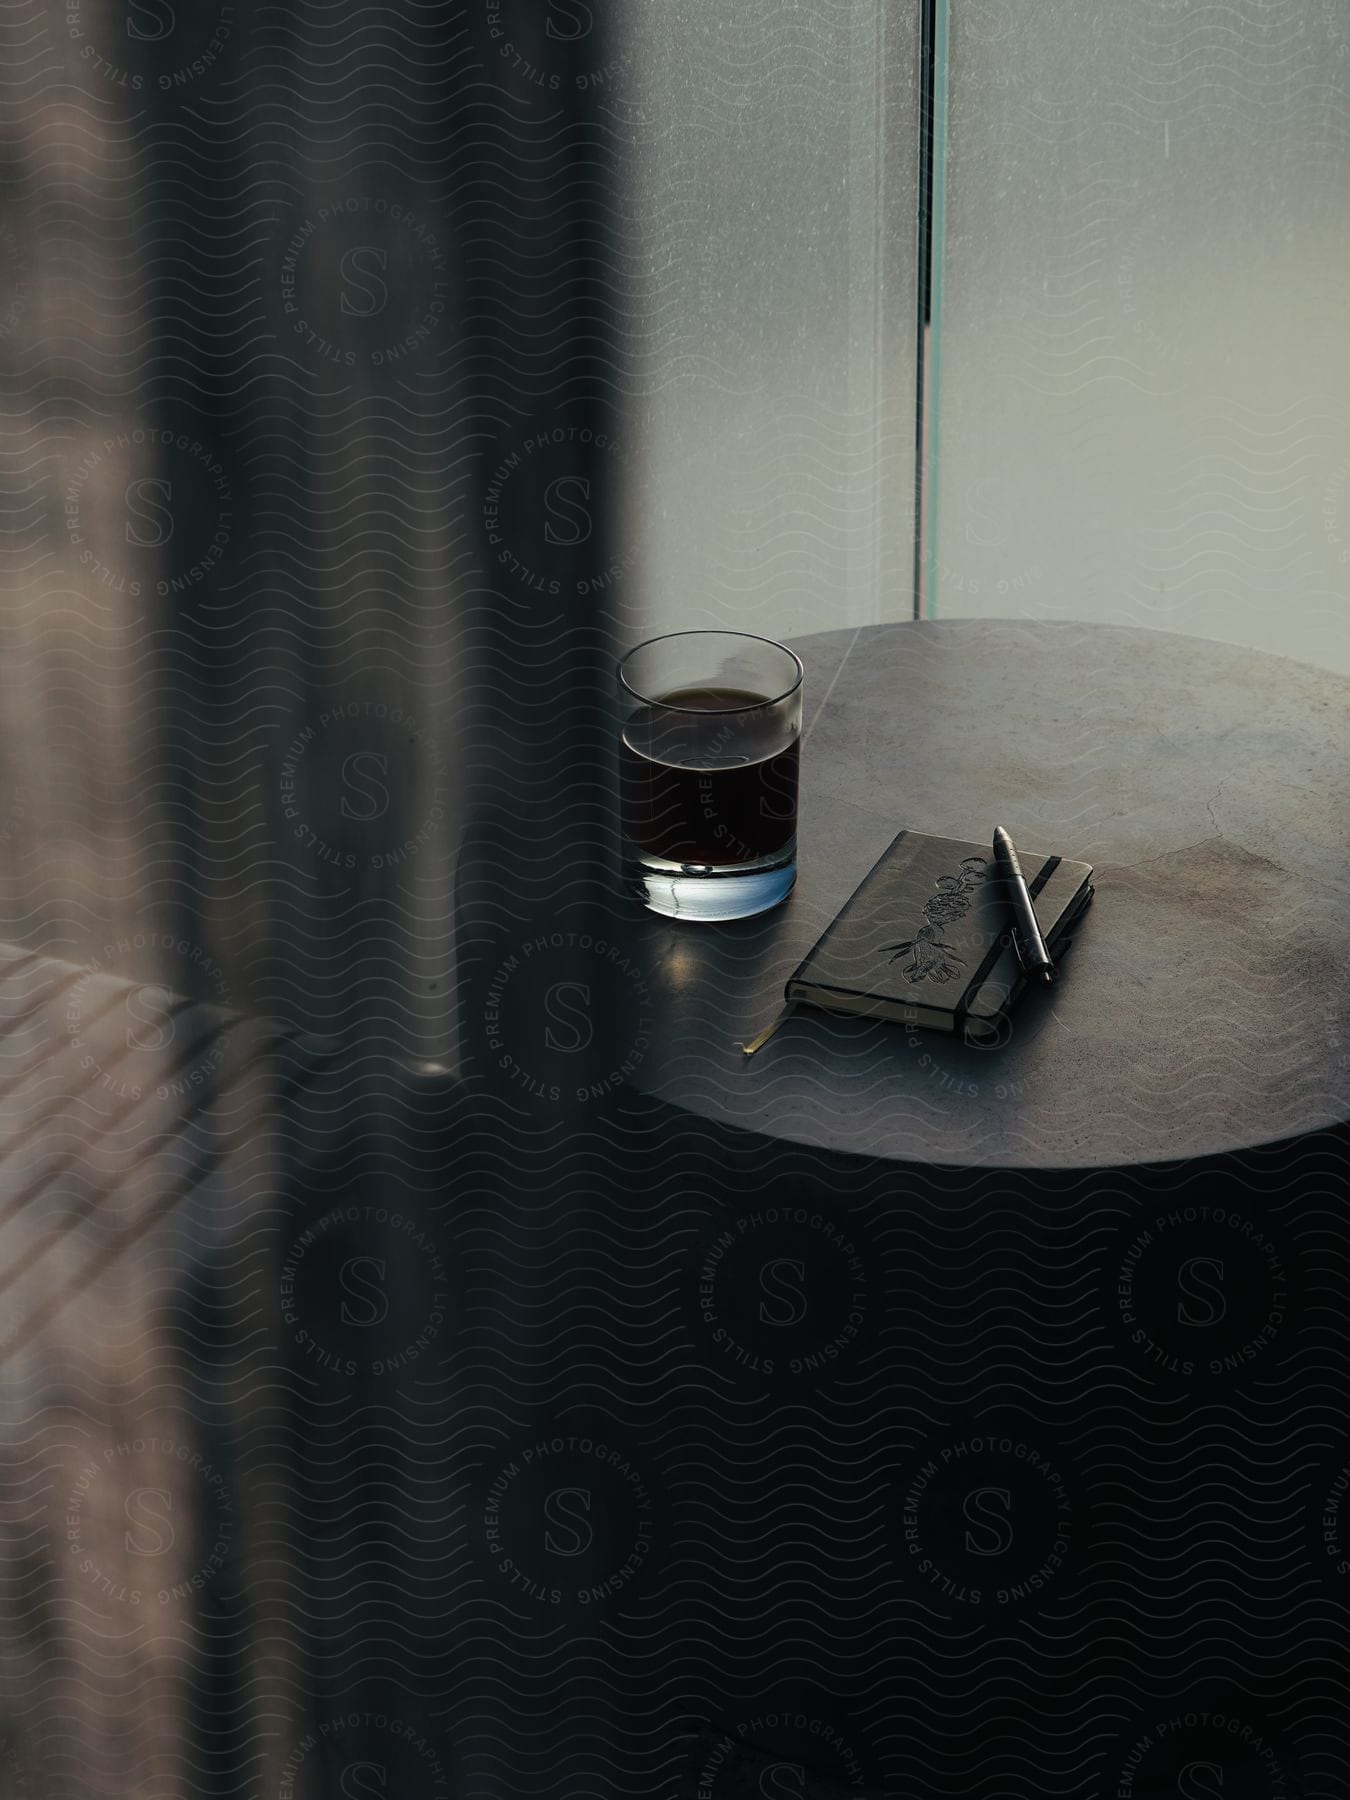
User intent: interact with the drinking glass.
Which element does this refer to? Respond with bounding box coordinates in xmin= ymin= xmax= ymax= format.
xmin=618 ymin=630 xmax=803 ymax=922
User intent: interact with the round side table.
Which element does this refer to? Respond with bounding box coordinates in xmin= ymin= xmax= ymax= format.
xmin=630 ymin=621 xmax=1350 ymax=1170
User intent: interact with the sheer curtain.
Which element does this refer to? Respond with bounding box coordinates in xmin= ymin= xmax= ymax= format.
xmin=618 ymin=0 xmax=923 ymax=646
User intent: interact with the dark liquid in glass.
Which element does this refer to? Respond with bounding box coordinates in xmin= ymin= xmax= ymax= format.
xmin=621 ymin=686 xmax=800 ymax=867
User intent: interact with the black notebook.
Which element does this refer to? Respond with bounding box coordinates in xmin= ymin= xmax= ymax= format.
xmin=744 ymin=829 xmax=1094 ymax=1052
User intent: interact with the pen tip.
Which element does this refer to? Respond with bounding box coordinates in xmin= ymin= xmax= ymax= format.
xmin=1037 ymin=967 xmax=1055 ymax=986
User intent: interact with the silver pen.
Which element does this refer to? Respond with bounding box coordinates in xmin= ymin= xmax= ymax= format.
xmin=992 ymin=825 xmax=1054 ymax=986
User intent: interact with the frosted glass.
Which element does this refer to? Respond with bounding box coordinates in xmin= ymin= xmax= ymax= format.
xmin=930 ymin=0 xmax=1350 ymax=672
xmin=618 ymin=0 xmax=921 ymax=644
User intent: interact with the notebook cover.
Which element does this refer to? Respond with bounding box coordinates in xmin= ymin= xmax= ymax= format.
xmin=785 ymin=829 xmax=1094 ymax=1035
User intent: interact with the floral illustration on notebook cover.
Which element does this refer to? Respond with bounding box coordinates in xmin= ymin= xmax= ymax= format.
xmin=879 ymin=855 xmax=989 ymax=985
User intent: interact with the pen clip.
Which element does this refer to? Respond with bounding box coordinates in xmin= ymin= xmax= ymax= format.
xmin=1007 ymin=925 xmax=1029 ymax=974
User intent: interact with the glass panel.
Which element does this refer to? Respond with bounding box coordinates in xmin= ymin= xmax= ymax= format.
xmin=619 ymin=0 xmax=922 ymax=642
xmin=929 ymin=0 xmax=1350 ymax=671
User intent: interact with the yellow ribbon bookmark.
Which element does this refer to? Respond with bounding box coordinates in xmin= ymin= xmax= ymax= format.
xmin=738 ymin=1001 xmax=796 ymax=1058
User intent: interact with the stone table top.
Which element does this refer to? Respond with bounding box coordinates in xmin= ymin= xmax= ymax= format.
xmin=629 ymin=620 xmax=1350 ymax=1170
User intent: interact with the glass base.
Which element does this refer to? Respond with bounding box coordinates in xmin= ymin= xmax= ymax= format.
xmin=629 ymin=851 xmax=796 ymax=922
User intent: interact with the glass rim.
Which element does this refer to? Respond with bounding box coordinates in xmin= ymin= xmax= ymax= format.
xmin=617 ymin=629 xmax=804 ymax=714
